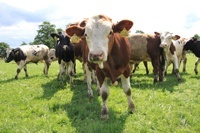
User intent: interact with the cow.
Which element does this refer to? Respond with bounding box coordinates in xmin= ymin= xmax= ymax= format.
xmin=155 ymin=31 xmax=182 ymax=81
xmin=50 ymin=32 xmax=75 ymax=85
xmin=5 ymin=44 xmax=50 ymax=79
xmin=128 ymin=33 xmax=165 ymax=83
xmin=51 ymin=31 xmax=97 ymax=98
xmin=66 ymin=14 xmax=135 ymax=119
xmin=184 ymin=37 xmax=200 ymax=74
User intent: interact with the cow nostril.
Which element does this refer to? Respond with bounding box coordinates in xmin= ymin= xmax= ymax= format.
xmin=89 ymin=51 xmax=104 ymax=62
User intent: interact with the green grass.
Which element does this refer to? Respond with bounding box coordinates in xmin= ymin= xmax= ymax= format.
xmin=0 ymin=53 xmax=199 ymax=133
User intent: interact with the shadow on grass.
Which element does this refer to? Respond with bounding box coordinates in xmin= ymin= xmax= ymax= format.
xmin=0 ymin=75 xmax=39 ymax=84
xmin=43 ymin=77 xmax=132 ymax=132
xmin=41 ymin=78 xmax=67 ymax=99
xmin=66 ymin=79 xmax=131 ymax=133
xmin=130 ymin=72 xmax=186 ymax=92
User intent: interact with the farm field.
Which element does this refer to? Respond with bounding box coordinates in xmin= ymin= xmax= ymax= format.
xmin=0 ymin=53 xmax=199 ymax=133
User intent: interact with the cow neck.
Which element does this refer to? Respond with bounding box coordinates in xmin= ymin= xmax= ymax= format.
xmin=98 ymin=33 xmax=131 ymax=84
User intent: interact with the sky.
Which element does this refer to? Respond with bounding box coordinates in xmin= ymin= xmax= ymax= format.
xmin=0 ymin=0 xmax=200 ymax=48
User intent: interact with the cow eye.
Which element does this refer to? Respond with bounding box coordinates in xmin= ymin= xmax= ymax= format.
xmin=84 ymin=34 xmax=87 ymax=37
xmin=109 ymin=31 xmax=113 ymax=35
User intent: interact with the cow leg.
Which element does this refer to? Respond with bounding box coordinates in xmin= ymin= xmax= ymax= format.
xmin=100 ymin=79 xmax=109 ymax=120
xmin=24 ymin=65 xmax=28 ymax=77
xmin=164 ymin=59 xmax=171 ymax=76
xmin=182 ymin=57 xmax=187 ymax=72
xmin=43 ymin=60 xmax=50 ymax=75
xmin=84 ymin=63 xmax=94 ymax=98
xmin=121 ymin=76 xmax=135 ymax=114
xmin=182 ymin=50 xmax=187 ymax=72
xmin=132 ymin=63 xmax=139 ymax=73
xmin=15 ymin=61 xmax=26 ymax=79
xmin=67 ymin=61 xmax=75 ymax=85
xmin=151 ymin=60 xmax=159 ymax=84
xmin=173 ymin=55 xmax=181 ymax=81
xmin=58 ymin=62 xmax=66 ymax=80
xmin=143 ymin=61 xmax=149 ymax=74
xmin=194 ymin=58 xmax=200 ymax=75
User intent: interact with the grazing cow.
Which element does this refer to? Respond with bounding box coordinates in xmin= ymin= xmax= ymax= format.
xmin=66 ymin=14 xmax=135 ymax=119
xmin=184 ymin=37 xmax=200 ymax=74
xmin=50 ymin=32 xmax=75 ymax=85
xmin=5 ymin=44 xmax=50 ymax=79
xmin=155 ymin=31 xmax=182 ymax=81
xmin=128 ymin=33 xmax=165 ymax=83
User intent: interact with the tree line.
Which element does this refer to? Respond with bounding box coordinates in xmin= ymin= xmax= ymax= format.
xmin=0 ymin=22 xmax=200 ymax=58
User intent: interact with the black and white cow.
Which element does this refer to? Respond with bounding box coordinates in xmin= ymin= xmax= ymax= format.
xmin=50 ymin=32 xmax=75 ymax=84
xmin=5 ymin=44 xmax=50 ymax=79
xmin=184 ymin=37 xmax=200 ymax=74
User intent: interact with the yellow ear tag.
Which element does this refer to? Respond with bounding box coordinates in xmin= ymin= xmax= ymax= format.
xmin=120 ymin=28 xmax=129 ymax=37
xmin=70 ymin=34 xmax=80 ymax=43
xmin=54 ymin=36 xmax=57 ymax=40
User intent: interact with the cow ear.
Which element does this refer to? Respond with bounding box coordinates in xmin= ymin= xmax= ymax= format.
xmin=154 ymin=32 xmax=160 ymax=36
xmin=13 ymin=48 xmax=19 ymax=55
xmin=173 ymin=35 xmax=180 ymax=40
xmin=66 ymin=26 xmax=85 ymax=37
xmin=50 ymin=33 xmax=59 ymax=39
xmin=113 ymin=20 xmax=133 ymax=33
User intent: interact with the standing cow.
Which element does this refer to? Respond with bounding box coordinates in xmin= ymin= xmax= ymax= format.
xmin=155 ymin=31 xmax=182 ymax=81
xmin=184 ymin=37 xmax=200 ymax=74
xmin=50 ymin=32 xmax=75 ymax=85
xmin=128 ymin=33 xmax=165 ymax=83
xmin=66 ymin=14 xmax=135 ymax=119
xmin=5 ymin=44 xmax=50 ymax=79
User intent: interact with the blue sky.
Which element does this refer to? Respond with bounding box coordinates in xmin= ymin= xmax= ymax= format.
xmin=0 ymin=0 xmax=199 ymax=48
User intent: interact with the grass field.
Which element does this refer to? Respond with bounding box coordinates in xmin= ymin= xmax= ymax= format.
xmin=0 ymin=53 xmax=199 ymax=133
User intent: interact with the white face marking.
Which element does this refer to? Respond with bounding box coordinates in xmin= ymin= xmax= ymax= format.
xmin=6 ymin=48 xmax=12 ymax=59
xmin=160 ymin=32 xmax=173 ymax=48
xmin=85 ymin=16 xmax=113 ymax=67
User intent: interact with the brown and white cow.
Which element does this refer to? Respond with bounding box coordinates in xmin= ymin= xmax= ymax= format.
xmin=155 ymin=31 xmax=182 ymax=81
xmin=5 ymin=44 xmax=50 ymax=79
xmin=66 ymin=14 xmax=135 ymax=119
xmin=128 ymin=33 xmax=165 ymax=83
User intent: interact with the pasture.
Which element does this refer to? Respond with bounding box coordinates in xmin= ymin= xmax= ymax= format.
xmin=0 ymin=53 xmax=199 ymax=133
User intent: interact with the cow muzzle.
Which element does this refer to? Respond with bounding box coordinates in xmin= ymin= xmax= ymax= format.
xmin=160 ymin=44 xmax=168 ymax=48
xmin=89 ymin=51 xmax=104 ymax=63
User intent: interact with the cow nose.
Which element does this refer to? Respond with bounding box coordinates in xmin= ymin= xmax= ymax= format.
xmin=89 ymin=51 xmax=104 ymax=62
xmin=160 ymin=44 xmax=167 ymax=48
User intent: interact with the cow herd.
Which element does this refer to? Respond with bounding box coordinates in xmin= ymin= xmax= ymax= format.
xmin=4 ymin=14 xmax=200 ymax=120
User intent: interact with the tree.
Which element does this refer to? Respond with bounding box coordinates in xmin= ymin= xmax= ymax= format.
xmin=135 ymin=30 xmax=144 ymax=34
xmin=21 ymin=41 xmax=28 ymax=46
xmin=0 ymin=42 xmax=9 ymax=58
xmin=33 ymin=21 xmax=57 ymax=48
xmin=193 ymin=34 xmax=200 ymax=40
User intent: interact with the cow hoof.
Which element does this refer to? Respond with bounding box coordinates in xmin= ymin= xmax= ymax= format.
xmin=153 ymin=79 xmax=158 ymax=84
xmin=194 ymin=70 xmax=198 ymax=75
xmin=15 ymin=76 xmax=18 ymax=80
xmin=101 ymin=114 xmax=109 ymax=120
xmin=88 ymin=94 xmax=94 ymax=99
xmin=178 ymin=78 xmax=182 ymax=82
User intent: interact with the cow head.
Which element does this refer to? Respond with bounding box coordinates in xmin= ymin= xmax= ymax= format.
xmin=50 ymin=31 xmax=71 ymax=58
xmin=5 ymin=48 xmax=20 ymax=63
xmin=66 ymin=14 xmax=133 ymax=68
xmin=155 ymin=31 xmax=180 ymax=48
xmin=184 ymin=37 xmax=198 ymax=50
